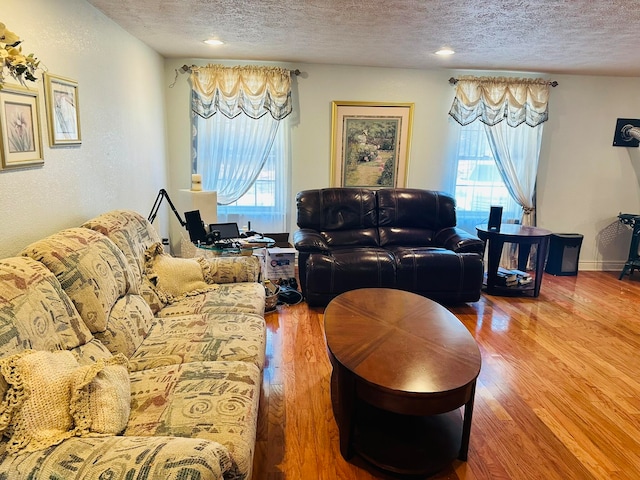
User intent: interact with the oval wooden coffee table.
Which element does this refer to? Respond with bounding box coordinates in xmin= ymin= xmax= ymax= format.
xmin=324 ymin=288 xmax=482 ymax=476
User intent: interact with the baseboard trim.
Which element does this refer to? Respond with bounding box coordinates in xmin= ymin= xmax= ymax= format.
xmin=577 ymin=260 xmax=625 ymax=272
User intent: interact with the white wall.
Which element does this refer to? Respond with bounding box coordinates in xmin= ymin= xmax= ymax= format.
xmin=538 ymin=74 xmax=640 ymax=270
xmin=0 ymin=0 xmax=167 ymax=258
xmin=165 ymin=60 xmax=640 ymax=271
xmin=3 ymin=3 xmax=637 ymax=272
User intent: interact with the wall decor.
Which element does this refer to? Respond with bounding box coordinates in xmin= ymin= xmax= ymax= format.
xmin=0 ymin=21 xmax=40 ymax=90
xmin=0 ymin=84 xmax=43 ymax=170
xmin=44 ymin=73 xmax=81 ymax=146
xmin=330 ymin=101 xmax=414 ymax=187
xmin=612 ymin=118 xmax=640 ymax=147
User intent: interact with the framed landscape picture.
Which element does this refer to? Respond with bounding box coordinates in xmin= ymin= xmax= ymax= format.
xmin=0 ymin=85 xmax=44 ymax=170
xmin=44 ymin=73 xmax=81 ymax=146
xmin=330 ymin=101 xmax=414 ymax=187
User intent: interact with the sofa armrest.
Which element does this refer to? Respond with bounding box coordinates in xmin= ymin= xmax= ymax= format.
xmin=435 ymin=227 xmax=485 ymax=254
xmin=0 ymin=435 xmax=237 ymax=480
xmin=204 ymin=255 xmax=261 ymax=283
xmin=182 ymin=236 xmax=261 ymax=283
xmin=293 ymin=228 xmax=330 ymax=253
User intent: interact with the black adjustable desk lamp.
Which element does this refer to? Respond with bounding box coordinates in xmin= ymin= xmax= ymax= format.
xmin=148 ymin=189 xmax=211 ymax=244
xmin=148 ymin=188 xmax=186 ymax=227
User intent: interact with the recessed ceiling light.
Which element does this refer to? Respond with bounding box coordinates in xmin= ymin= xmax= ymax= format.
xmin=435 ymin=48 xmax=455 ymax=56
xmin=204 ymin=39 xmax=224 ymax=46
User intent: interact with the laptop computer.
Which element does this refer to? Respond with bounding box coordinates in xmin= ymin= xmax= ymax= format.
xmin=208 ymin=222 xmax=241 ymax=239
xmin=263 ymin=233 xmax=291 ymax=248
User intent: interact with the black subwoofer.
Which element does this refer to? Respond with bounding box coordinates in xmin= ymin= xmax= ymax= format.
xmin=545 ymin=233 xmax=583 ymax=276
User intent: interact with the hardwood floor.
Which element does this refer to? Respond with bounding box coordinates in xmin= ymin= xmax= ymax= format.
xmin=252 ymin=271 xmax=640 ymax=479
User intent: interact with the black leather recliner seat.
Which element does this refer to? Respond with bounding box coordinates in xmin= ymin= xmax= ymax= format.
xmin=293 ymin=188 xmax=485 ymax=307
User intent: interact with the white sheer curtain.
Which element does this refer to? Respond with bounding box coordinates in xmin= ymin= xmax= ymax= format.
xmin=449 ymin=76 xmax=552 ymax=225
xmin=194 ymin=112 xmax=280 ymax=205
xmin=204 ymin=115 xmax=291 ymax=234
xmin=484 ymin=121 xmax=543 ymax=226
xmin=190 ymin=64 xmax=292 ymax=205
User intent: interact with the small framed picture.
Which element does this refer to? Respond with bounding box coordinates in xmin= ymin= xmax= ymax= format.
xmin=44 ymin=73 xmax=81 ymax=146
xmin=0 ymin=84 xmax=44 ymax=170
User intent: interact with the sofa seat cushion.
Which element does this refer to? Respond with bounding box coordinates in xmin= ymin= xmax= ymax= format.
xmin=391 ymin=247 xmax=484 ymax=302
xmin=72 ymin=338 xmax=117 ymax=365
xmin=128 ymin=312 xmax=266 ymax=371
xmin=158 ymin=282 xmax=266 ymax=318
xmin=126 ymin=361 xmax=261 ymax=480
xmin=305 ymin=247 xmax=396 ymax=294
xmin=0 ymin=435 xmax=238 ymax=480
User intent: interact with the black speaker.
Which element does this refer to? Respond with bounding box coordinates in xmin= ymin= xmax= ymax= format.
xmin=184 ymin=210 xmax=207 ymax=243
xmin=488 ymin=206 xmax=503 ymax=231
xmin=545 ymin=233 xmax=583 ymax=276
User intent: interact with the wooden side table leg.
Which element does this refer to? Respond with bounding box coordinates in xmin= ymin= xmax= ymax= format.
xmin=533 ymin=238 xmax=549 ymax=297
xmin=485 ymin=238 xmax=504 ymax=293
xmin=517 ymin=244 xmax=532 ymax=271
xmin=459 ymin=381 xmax=477 ymax=461
xmin=330 ymin=358 xmax=357 ymax=460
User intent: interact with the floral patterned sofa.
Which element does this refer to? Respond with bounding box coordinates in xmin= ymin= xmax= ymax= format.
xmin=0 ymin=210 xmax=266 ymax=480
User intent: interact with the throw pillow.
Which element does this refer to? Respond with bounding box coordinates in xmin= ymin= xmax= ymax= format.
xmin=0 ymin=350 xmax=80 ymax=453
xmin=144 ymin=243 xmax=219 ymax=303
xmin=71 ymin=354 xmax=131 ymax=435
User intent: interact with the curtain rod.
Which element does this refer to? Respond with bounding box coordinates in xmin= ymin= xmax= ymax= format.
xmin=177 ymin=64 xmax=301 ymax=76
xmin=448 ymin=77 xmax=558 ymax=87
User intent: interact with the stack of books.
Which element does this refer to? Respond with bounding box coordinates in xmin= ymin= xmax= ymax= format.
xmin=496 ymin=267 xmax=518 ymax=286
xmin=496 ymin=267 xmax=533 ymax=287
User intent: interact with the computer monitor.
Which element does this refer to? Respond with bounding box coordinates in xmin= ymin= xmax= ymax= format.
xmin=184 ymin=210 xmax=207 ymax=243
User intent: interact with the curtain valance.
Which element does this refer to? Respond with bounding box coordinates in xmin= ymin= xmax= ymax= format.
xmin=449 ymin=76 xmax=551 ymax=127
xmin=190 ymin=64 xmax=293 ymax=120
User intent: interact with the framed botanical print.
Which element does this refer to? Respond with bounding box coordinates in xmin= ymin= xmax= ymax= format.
xmin=330 ymin=101 xmax=414 ymax=187
xmin=0 ymin=85 xmax=44 ymax=170
xmin=44 ymin=73 xmax=81 ymax=146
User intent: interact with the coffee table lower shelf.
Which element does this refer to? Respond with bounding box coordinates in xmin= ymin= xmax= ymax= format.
xmin=353 ymin=399 xmax=463 ymax=476
xmin=483 ymin=281 xmax=536 ymax=296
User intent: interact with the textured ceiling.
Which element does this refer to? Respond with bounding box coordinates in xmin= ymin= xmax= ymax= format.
xmin=87 ymin=0 xmax=640 ymax=76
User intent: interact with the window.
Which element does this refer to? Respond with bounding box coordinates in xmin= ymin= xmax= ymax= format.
xmin=453 ymin=121 xmax=520 ymax=233
xmin=195 ymin=113 xmax=289 ymax=234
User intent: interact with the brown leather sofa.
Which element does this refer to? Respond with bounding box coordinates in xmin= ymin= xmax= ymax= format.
xmin=293 ymin=188 xmax=485 ymax=306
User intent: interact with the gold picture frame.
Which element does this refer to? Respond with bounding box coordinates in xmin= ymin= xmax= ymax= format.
xmin=330 ymin=101 xmax=414 ymax=187
xmin=44 ymin=73 xmax=81 ymax=146
xmin=0 ymin=84 xmax=44 ymax=170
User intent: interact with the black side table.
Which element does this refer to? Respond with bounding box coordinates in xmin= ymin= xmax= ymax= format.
xmin=618 ymin=213 xmax=640 ymax=279
xmin=476 ymin=224 xmax=552 ymax=297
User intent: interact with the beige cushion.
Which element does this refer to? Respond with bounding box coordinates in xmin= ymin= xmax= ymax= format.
xmin=71 ymin=354 xmax=131 ymax=435
xmin=0 ymin=350 xmax=132 ymax=454
xmin=144 ymin=243 xmax=219 ymax=303
xmin=0 ymin=350 xmax=80 ymax=453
